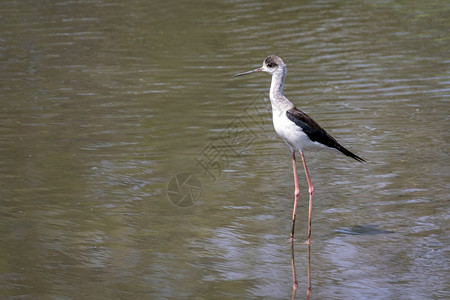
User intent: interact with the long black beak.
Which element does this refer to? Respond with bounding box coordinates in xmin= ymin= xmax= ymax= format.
xmin=234 ymin=68 xmax=263 ymax=77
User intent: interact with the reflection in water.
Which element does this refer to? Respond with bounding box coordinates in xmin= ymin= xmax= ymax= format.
xmin=290 ymin=243 xmax=312 ymax=300
xmin=306 ymin=245 xmax=312 ymax=300
xmin=335 ymin=224 xmax=394 ymax=235
xmin=290 ymin=243 xmax=298 ymax=300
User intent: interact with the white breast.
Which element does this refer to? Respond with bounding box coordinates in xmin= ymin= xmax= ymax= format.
xmin=271 ymin=107 xmax=329 ymax=152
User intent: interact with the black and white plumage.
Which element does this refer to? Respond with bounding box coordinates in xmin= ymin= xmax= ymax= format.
xmin=285 ymin=107 xmax=365 ymax=162
xmin=235 ymin=55 xmax=365 ymax=244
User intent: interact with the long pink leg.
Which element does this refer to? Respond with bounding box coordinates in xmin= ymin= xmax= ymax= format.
xmin=290 ymin=150 xmax=300 ymax=243
xmin=300 ymin=151 xmax=314 ymax=244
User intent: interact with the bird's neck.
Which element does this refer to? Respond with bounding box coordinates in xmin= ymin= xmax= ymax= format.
xmin=269 ymin=67 xmax=294 ymax=111
xmin=269 ymin=68 xmax=285 ymax=99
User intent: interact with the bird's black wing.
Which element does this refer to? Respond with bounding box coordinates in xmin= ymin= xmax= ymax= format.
xmin=286 ymin=107 xmax=365 ymax=162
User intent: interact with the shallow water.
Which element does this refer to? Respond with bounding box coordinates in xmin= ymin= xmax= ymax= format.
xmin=1 ymin=0 xmax=449 ymax=299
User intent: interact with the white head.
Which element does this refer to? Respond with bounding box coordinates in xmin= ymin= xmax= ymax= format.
xmin=235 ymin=55 xmax=286 ymax=77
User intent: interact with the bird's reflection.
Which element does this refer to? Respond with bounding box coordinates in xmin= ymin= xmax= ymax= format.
xmin=291 ymin=242 xmax=298 ymax=300
xmin=290 ymin=243 xmax=312 ymax=300
xmin=306 ymin=244 xmax=312 ymax=300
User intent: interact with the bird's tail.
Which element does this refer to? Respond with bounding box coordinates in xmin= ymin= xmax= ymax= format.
xmin=338 ymin=146 xmax=366 ymax=163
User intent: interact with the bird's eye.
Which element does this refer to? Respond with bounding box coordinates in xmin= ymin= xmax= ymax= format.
xmin=267 ymin=63 xmax=274 ymax=68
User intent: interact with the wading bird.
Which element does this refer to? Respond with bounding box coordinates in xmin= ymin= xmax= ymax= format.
xmin=235 ymin=55 xmax=365 ymax=244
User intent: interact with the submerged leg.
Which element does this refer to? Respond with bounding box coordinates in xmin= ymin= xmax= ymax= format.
xmin=300 ymin=151 xmax=314 ymax=244
xmin=290 ymin=150 xmax=300 ymax=243
xmin=290 ymin=242 xmax=298 ymax=300
xmin=306 ymin=243 xmax=312 ymax=299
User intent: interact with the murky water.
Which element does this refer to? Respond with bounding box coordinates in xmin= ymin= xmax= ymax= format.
xmin=1 ymin=0 xmax=448 ymax=299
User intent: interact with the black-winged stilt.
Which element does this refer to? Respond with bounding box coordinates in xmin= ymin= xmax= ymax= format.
xmin=235 ymin=55 xmax=365 ymax=244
